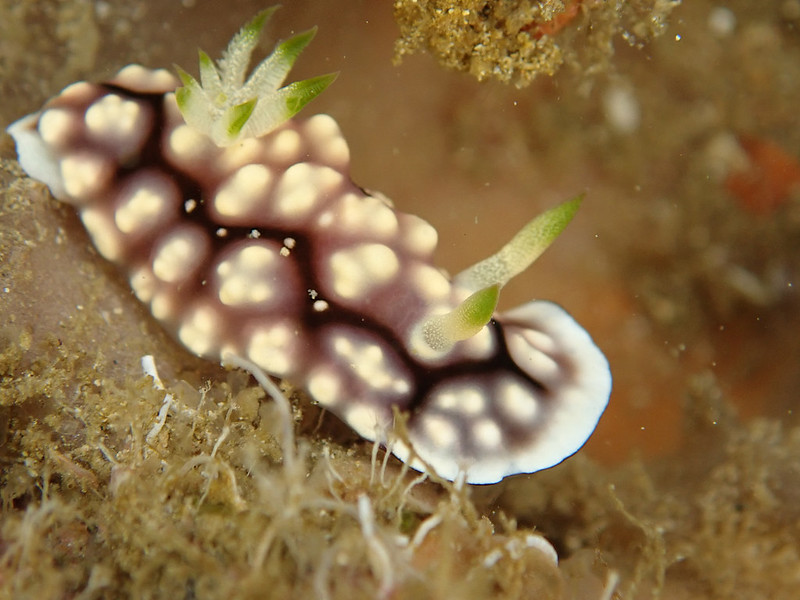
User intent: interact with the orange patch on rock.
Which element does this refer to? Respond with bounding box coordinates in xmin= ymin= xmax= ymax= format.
xmin=523 ymin=0 xmax=583 ymax=40
xmin=575 ymin=282 xmax=684 ymax=465
xmin=725 ymin=135 xmax=800 ymax=215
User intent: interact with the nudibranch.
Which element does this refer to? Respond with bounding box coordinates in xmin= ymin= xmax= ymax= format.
xmin=6 ymin=9 xmax=611 ymax=484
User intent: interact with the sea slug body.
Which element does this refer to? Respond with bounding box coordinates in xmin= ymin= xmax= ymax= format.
xmin=6 ymin=10 xmax=611 ymax=484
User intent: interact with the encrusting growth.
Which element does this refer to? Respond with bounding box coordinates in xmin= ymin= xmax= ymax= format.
xmin=6 ymin=7 xmax=611 ymax=485
xmin=393 ymin=0 xmax=681 ymax=87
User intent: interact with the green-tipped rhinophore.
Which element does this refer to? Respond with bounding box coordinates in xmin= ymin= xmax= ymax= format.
xmin=422 ymin=284 xmax=500 ymax=352
xmin=421 ymin=196 xmax=583 ymax=352
xmin=454 ymin=195 xmax=583 ymax=292
xmin=175 ymin=8 xmax=338 ymax=146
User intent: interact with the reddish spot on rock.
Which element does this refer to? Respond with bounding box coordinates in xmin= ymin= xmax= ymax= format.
xmin=523 ymin=0 xmax=583 ymax=40
xmin=725 ymin=135 xmax=800 ymax=215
